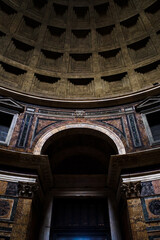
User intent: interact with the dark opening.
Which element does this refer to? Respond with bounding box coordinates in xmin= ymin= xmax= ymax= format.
xmin=50 ymin=198 xmax=111 ymax=240
xmin=147 ymin=111 xmax=160 ymax=142
xmin=42 ymin=129 xmax=117 ymax=175
xmin=0 ymin=112 xmax=13 ymax=142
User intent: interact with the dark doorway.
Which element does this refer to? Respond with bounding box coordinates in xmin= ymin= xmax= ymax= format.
xmin=50 ymin=197 xmax=111 ymax=240
xmin=41 ymin=128 xmax=118 ymax=240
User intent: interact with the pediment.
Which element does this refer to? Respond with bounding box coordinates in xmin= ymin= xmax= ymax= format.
xmin=135 ymin=96 xmax=160 ymax=112
xmin=0 ymin=97 xmax=24 ymax=112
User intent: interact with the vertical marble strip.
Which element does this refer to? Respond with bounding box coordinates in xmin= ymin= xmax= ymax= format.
xmin=127 ymin=114 xmax=142 ymax=147
xmin=17 ymin=114 xmax=33 ymax=148
xmin=0 ymin=181 xmax=8 ymax=195
xmin=10 ymin=198 xmax=32 ymax=240
xmin=127 ymin=198 xmax=148 ymax=240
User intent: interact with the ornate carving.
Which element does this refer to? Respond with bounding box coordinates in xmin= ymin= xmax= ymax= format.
xmin=73 ymin=110 xmax=86 ymax=118
xmin=121 ymin=181 xmax=141 ymax=198
xmin=18 ymin=182 xmax=38 ymax=198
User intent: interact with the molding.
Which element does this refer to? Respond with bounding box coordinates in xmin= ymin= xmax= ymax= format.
xmin=0 ymin=97 xmax=24 ymax=113
xmin=121 ymin=171 xmax=160 ymax=183
xmin=0 ymin=85 xmax=159 ymax=108
xmin=33 ymin=123 xmax=126 ymax=155
xmin=0 ymin=148 xmax=53 ymax=191
xmin=0 ymin=172 xmax=38 ymax=183
xmin=108 ymin=147 xmax=160 ymax=190
xmin=135 ymin=96 xmax=160 ymax=112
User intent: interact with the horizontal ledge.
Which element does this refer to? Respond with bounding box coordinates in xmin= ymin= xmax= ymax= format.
xmin=0 ymin=85 xmax=159 ymax=109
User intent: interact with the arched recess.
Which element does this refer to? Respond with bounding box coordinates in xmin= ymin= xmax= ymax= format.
xmin=33 ymin=123 xmax=126 ymax=155
xmin=36 ymin=123 xmax=124 ymax=240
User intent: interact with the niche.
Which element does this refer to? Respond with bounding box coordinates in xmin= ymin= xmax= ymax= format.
xmin=38 ymin=49 xmax=63 ymax=71
xmin=120 ymin=14 xmax=146 ymax=41
xmin=94 ymin=2 xmax=112 ymax=23
xmin=98 ymin=48 xmax=124 ymax=70
xmin=96 ymin=25 xmax=117 ymax=47
xmin=69 ymin=53 xmax=92 ymax=72
xmin=0 ymin=1 xmax=17 ymax=27
xmin=71 ymin=29 xmax=91 ymax=48
xmin=6 ymin=38 xmax=34 ymax=64
xmin=0 ymin=61 xmax=26 ymax=88
xmin=127 ymin=37 xmax=157 ymax=63
xmin=145 ymin=1 xmax=160 ymax=27
xmin=44 ymin=26 xmax=66 ymax=49
xmin=17 ymin=16 xmax=41 ymax=41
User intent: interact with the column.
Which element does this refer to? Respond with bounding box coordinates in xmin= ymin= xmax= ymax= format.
xmin=39 ymin=192 xmax=53 ymax=240
xmin=108 ymin=192 xmax=122 ymax=240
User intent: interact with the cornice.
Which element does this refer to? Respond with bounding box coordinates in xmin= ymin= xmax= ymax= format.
xmin=0 ymin=85 xmax=159 ymax=109
xmin=107 ymin=147 xmax=160 ymax=191
xmin=0 ymin=148 xmax=53 ymax=192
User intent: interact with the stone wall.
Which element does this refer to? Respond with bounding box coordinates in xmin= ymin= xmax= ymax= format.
xmin=121 ymin=179 xmax=160 ymax=240
xmin=0 ymin=180 xmax=38 ymax=240
xmin=2 ymin=97 xmax=158 ymax=155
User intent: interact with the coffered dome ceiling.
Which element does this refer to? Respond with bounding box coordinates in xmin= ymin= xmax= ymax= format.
xmin=0 ymin=0 xmax=160 ymax=104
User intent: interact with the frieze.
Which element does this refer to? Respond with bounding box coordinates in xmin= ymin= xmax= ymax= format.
xmin=72 ymin=110 xmax=86 ymax=118
xmin=38 ymin=108 xmax=122 ymax=118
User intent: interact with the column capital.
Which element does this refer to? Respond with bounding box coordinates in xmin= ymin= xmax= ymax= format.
xmin=121 ymin=181 xmax=141 ymax=199
xmin=18 ymin=182 xmax=39 ymax=198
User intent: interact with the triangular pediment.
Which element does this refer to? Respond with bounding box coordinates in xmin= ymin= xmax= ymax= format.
xmin=135 ymin=96 xmax=160 ymax=112
xmin=0 ymin=97 xmax=24 ymax=112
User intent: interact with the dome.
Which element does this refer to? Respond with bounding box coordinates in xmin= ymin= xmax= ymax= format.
xmin=0 ymin=0 xmax=160 ymax=107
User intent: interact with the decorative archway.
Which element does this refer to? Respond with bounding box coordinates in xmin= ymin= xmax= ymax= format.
xmin=36 ymin=122 xmax=125 ymax=240
xmin=33 ymin=123 xmax=126 ymax=155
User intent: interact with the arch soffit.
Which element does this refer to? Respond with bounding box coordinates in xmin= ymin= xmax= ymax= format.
xmin=33 ymin=123 xmax=126 ymax=155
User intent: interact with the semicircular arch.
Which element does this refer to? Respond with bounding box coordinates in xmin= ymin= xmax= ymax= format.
xmin=33 ymin=123 xmax=126 ymax=155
